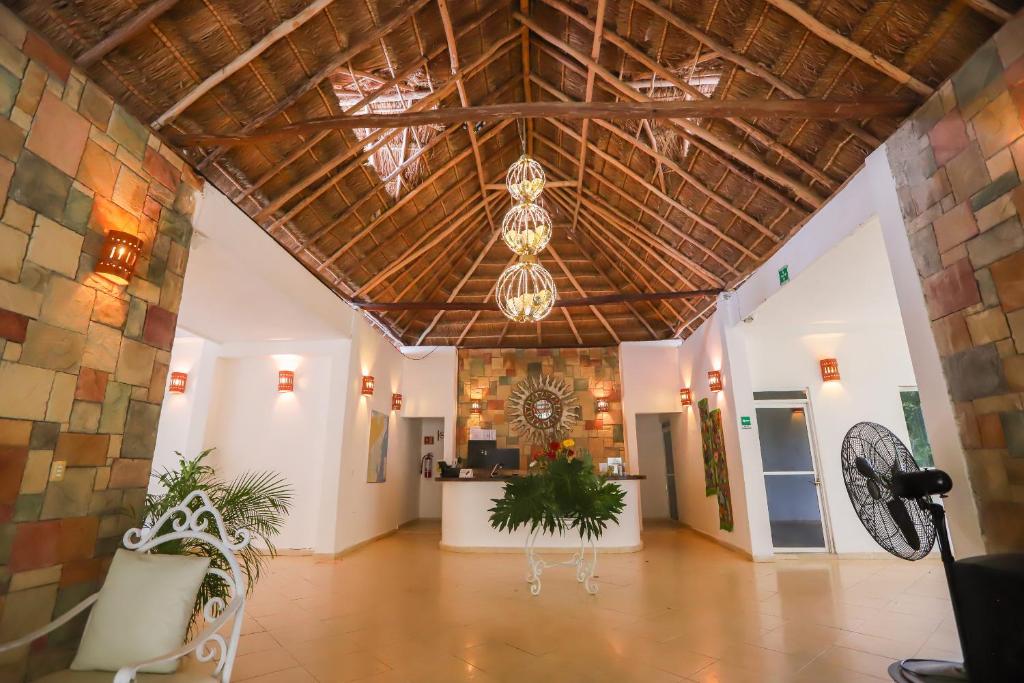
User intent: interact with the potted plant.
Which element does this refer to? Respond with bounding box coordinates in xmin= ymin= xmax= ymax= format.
xmin=142 ymin=449 xmax=293 ymax=622
xmin=488 ymin=439 xmax=626 ymax=540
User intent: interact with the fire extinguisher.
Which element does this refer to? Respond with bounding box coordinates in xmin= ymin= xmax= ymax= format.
xmin=421 ymin=452 xmax=433 ymax=479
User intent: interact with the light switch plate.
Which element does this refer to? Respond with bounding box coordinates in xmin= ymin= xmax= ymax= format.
xmin=49 ymin=460 xmax=66 ymax=482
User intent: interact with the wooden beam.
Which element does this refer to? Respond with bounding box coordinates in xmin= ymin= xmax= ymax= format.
xmin=631 ymin=0 xmax=879 ymax=147
xmin=763 ymin=0 xmax=934 ymax=96
xmin=77 ymin=0 xmax=182 ymax=67
xmin=539 ymin=0 xmax=837 ymax=191
xmin=436 ymin=0 xmax=501 ymax=248
xmin=546 ymin=245 xmax=619 ymax=344
xmin=196 ymin=0 xmax=432 ymax=168
xmin=350 ymin=286 xmax=720 ymax=310
xmin=152 ymin=0 xmax=335 ymax=129
xmin=569 ymin=0 xmax=607 ymax=240
xmin=964 ymin=0 xmax=1012 ymax=22
xmin=515 ymin=11 xmax=825 ymax=207
xmin=252 ymin=31 xmax=518 ymax=223
xmin=171 ymin=96 xmax=913 ymax=146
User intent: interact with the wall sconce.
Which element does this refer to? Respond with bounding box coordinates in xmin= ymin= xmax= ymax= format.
xmin=277 ymin=370 xmax=295 ymax=393
xmin=679 ymin=388 xmax=692 ymax=406
xmin=820 ymin=358 xmax=841 ymax=382
xmin=168 ymin=372 xmax=188 ymax=394
xmin=392 ymin=393 xmax=403 ymax=411
xmin=470 ymin=399 xmax=482 ymax=415
xmin=595 ymin=398 xmax=610 ymax=414
xmin=95 ymin=230 xmax=142 ymax=285
xmin=707 ymin=370 xmax=723 ymax=392
xmin=361 ymin=375 xmax=375 ymax=395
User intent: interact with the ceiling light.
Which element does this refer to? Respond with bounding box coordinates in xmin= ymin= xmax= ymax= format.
xmin=496 ymin=256 xmax=557 ymax=323
xmin=501 ymin=201 xmax=552 ymax=256
xmin=506 ymin=154 xmax=546 ymax=202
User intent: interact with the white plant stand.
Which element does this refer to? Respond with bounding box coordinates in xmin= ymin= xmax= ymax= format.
xmin=524 ymin=526 xmax=598 ymax=596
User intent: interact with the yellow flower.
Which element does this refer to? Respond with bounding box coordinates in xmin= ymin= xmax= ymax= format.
xmin=562 ymin=438 xmax=575 ymax=448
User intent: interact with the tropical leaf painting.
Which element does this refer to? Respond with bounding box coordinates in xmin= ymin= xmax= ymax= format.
xmin=367 ymin=410 xmax=390 ymax=483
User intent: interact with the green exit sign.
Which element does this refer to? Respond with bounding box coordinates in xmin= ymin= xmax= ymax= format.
xmin=778 ymin=265 xmax=790 ymax=285
xmin=740 ymin=416 xmax=752 ymax=429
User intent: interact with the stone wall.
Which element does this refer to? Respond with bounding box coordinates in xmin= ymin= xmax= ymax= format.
xmin=886 ymin=13 xmax=1024 ymax=552
xmin=456 ymin=348 xmax=625 ymax=469
xmin=0 ymin=9 xmax=200 ymax=679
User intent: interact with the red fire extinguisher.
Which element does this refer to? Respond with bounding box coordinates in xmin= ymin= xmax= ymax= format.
xmin=422 ymin=452 xmax=433 ymax=479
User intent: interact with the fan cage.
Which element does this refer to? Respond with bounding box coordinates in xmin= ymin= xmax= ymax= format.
xmin=841 ymin=421 xmax=936 ymax=561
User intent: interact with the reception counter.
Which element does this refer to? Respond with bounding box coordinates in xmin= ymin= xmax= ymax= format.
xmin=438 ymin=475 xmax=645 ymax=553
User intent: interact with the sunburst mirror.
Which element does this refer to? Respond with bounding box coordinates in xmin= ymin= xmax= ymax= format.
xmin=507 ymin=375 xmax=580 ymax=444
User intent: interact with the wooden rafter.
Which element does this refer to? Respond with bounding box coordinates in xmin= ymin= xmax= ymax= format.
xmin=568 ymin=0 xmax=607 ymax=240
xmin=436 ymin=0 xmax=501 ymax=243
xmin=964 ymin=0 xmax=1012 ymax=22
xmin=196 ymin=0 xmax=432 ymax=168
xmin=515 ymin=11 xmax=825 ymax=207
xmin=763 ymin=0 xmax=934 ymax=96
xmin=152 ymin=0 xmax=336 ymax=129
xmin=77 ymin=0 xmax=182 ymax=67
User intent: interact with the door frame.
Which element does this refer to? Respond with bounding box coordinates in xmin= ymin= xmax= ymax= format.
xmin=754 ymin=396 xmax=835 ymax=553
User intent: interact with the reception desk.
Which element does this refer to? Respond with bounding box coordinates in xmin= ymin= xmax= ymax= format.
xmin=438 ymin=475 xmax=645 ymax=553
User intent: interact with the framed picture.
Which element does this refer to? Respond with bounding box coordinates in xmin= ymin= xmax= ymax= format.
xmin=366 ymin=410 xmax=389 ymax=483
xmin=423 ymin=436 xmax=434 ymax=445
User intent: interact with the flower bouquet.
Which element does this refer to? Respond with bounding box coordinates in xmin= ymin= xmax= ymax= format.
xmin=488 ymin=439 xmax=626 ymax=540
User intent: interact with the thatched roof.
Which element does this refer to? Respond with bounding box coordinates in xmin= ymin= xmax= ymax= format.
xmin=10 ymin=0 xmax=1015 ymax=347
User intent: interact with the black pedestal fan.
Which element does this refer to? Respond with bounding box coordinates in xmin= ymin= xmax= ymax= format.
xmin=841 ymin=422 xmax=1024 ymax=683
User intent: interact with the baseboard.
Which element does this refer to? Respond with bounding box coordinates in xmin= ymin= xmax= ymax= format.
xmin=439 ymin=542 xmax=643 ymax=554
xmin=678 ymin=523 xmax=755 ymax=561
xmin=315 ymin=528 xmax=398 ymax=560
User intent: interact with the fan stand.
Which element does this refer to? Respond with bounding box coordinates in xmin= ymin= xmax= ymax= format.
xmin=888 ymin=500 xmax=969 ymax=683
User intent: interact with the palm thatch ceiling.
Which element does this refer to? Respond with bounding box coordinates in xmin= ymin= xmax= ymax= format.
xmin=9 ymin=0 xmax=1017 ymax=347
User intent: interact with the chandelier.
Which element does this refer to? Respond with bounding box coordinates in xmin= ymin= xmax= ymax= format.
xmin=495 ymin=138 xmax=558 ymax=324
xmin=506 ymin=154 xmax=546 ymax=202
xmin=496 ymin=256 xmax=557 ymax=323
xmin=501 ymin=201 xmax=552 ymax=256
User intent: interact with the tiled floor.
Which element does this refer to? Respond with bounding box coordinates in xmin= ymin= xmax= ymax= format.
xmin=222 ymin=522 xmax=960 ymax=682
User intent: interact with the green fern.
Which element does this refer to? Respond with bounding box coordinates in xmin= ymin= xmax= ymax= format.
xmin=140 ymin=449 xmax=293 ymax=623
xmin=488 ymin=452 xmax=626 ymax=541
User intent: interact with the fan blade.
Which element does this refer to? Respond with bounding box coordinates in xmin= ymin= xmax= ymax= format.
xmin=886 ymin=499 xmax=921 ymax=551
xmin=855 ymin=456 xmax=879 ymax=480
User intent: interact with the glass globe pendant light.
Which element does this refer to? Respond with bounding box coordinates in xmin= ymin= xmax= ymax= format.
xmin=501 ymin=200 xmax=552 ymax=256
xmin=506 ymin=154 xmax=546 ymax=203
xmin=496 ymin=256 xmax=557 ymax=323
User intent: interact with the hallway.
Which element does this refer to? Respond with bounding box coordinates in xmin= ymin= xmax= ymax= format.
xmin=228 ymin=525 xmax=959 ymax=683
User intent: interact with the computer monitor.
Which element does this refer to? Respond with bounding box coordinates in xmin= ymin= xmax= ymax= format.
xmin=466 ymin=439 xmax=496 ymax=468
xmin=490 ymin=448 xmax=520 ymax=469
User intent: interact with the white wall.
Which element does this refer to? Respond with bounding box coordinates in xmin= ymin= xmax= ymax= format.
xmin=635 ymin=414 xmax=670 ymax=519
xmin=203 ymin=353 xmax=334 ymax=550
xmin=676 ymin=303 xmax=761 ymax=557
xmin=741 ymin=220 xmax=919 ymax=554
xmin=620 ymin=340 xmax=681 ymax=470
xmin=400 ymin=347 xmax=457 ymax=465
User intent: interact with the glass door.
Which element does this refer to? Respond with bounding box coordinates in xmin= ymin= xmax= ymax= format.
xmin=754 ymin=400 xmax=831 ymax=552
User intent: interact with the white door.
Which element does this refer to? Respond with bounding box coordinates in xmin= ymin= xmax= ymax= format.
xmin=754 ymin=398 xmax=832 ymax=552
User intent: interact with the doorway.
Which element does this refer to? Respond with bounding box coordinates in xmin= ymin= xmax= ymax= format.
xmin=754 ymin=395 xmax=831 ymax=552
xmin=636 ymin=413 xmax=679 ymax=522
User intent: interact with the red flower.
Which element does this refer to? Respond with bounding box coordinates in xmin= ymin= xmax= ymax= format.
xmin=549 ymin=441 xmax=560 ymax=451
xmin=568 ymin=450 xmax=575 ymax=457
xmin=547 ymin=452 xmax=556 ymax=460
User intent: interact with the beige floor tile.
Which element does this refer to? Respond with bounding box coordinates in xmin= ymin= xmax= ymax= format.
xmin=237 ymin=525 xmax=955 ymax=683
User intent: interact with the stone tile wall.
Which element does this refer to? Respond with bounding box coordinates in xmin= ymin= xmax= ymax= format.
xmin=886 ymin=13 xmax=1024 ymax=552
xmin=456 ymin=348 xmax=625 ymax=469
xmin=0 ymin=9 xmax=200 ymax=679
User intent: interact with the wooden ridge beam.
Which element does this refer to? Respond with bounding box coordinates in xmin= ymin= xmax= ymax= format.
xmin=631 ymin=0 xmax=879 ymax=147
xmin=515 ymin=11 xmax=825 ymax=207
xmin=77 ymin=0 xmax=182 ymax=67
xmin=763 ymin=0 xmax=934 ymax=96
xmin=152 ymin=0 xmax=336 ymax=129
xmin=170 ymin=96 xmax=914 ymax=146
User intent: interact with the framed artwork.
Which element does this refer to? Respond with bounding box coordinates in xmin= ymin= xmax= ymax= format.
xmin=423 ymin=436 xmax=434 ymax=445
xmin=698 ymin=398 xmax=734 ymax=531
xmin=366 ymin=410 xmax=389 ymax=483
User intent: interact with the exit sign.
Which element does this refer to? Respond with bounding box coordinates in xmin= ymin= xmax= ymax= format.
xmin=740 ymin=416 xmax=752 ymax=430
xmin=778 ymin=265 xmax=790 ymax=285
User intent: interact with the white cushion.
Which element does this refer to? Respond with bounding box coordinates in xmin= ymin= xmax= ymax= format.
xmin=71 ymin=549 xmax=210 ymax=674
